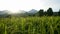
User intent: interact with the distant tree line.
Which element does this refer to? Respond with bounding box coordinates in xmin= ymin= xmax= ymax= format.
xmin=0 ymin=7 xmax=60 ymax=18
xmin=33 ymin=8 xmax=60 ymax=16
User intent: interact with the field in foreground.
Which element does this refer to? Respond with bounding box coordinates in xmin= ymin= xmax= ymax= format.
xmin=0 ymin=16 xmax=60 ymax=34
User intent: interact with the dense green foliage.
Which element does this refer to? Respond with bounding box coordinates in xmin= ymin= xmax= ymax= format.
xmin=47 ymin=8 xmax=53 ymax=16
xmin=58 ymin=9 xmax=60 ymax=16
xmin=0 ymin=16 xmax=60 ymax=34
xmin=38 ymin=9 xmax=44 ymax=16
xmin=36 ymin=8 xmax=60 ymax=16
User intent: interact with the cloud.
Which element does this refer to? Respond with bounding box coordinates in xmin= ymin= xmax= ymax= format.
xmin=0 ymin=0 xmax=60 ymax=11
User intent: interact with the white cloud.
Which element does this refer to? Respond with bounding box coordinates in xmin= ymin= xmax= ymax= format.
xmin=0 ymin=0 xmax=60 ymax=12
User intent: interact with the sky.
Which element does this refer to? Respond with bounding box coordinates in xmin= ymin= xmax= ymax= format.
xmin=0 ymin=0 xmax=60 ymax=12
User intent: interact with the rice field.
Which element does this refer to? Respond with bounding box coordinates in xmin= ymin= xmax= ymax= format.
xmin=0 ymin=16 xmax=60 ymax=34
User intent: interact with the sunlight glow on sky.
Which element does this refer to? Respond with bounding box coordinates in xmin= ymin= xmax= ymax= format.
xmin=0 ymin=0 xmax=60 ymax=12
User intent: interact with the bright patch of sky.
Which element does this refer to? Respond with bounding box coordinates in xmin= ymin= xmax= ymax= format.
xmin=0 ymin=0 xmax=60 ymax=12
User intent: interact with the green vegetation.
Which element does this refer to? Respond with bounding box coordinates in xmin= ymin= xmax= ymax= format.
xmin=46 ymin=8 xmax=53 ymax=16
xmin=0 ymin=16 xmax=60 ymax=34
xmin=58 ymin=9 xmax=60 ymax=16
xmin=38 ymin=9 xmax=44 ymax=16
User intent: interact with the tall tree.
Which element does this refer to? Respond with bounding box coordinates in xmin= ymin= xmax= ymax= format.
xmin=44 ymin=11 xmax=47 ymax=16
xmin=58 ymin=9 xmax=60 ymax=16
xmin=38 ymin=9 xmax=44 ymax=16
xmin=47 ymin=8 xmax=53 ymax=16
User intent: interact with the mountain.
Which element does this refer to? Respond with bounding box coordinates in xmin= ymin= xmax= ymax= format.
xmin=18 ymin=10 xmax=26 ymax=14
xmin=0 ymin=9 xmax=38 ymax=17
xmin=0 ymin=10 xmax=9 ymax=15
xmin=0 ymin=10 xmax=10 ymax=17
xmin=20 ymin=9 xmax=38 ymax=16
xmin=14 ymin=9 xmax=38 ymax=16
xmin=10 ymin=10 xmax=28 ymax=17
xmin=28 ymin=9 xmax=37 ymax=14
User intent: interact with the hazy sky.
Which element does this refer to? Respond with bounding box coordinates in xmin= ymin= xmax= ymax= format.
xmin=0 ymin=0 xmax=60 ymax=12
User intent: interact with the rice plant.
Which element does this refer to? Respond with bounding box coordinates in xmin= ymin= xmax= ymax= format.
xmin=0 ymin=16 xmax=60 ymax=34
